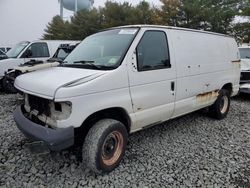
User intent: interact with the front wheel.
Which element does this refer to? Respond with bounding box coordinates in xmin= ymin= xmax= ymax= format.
xmin=2 ymin=73 xmax=18 ymax=94
xmin=82 ymin=119 xmax=128 ymax=173
xmin=209 ymin=89 xmax=230 ymax=120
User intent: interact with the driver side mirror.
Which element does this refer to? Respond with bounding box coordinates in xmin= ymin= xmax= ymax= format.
xmin=23 ymin=49 xmax=32 ymax=58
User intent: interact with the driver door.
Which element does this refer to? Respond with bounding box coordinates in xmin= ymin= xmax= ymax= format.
xmin=21 ymin=42 xmax=50 ymax=64
xmin=128 ymin=29 xmax=176 ymax=130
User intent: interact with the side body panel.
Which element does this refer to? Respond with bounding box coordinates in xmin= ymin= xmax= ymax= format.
xmin=169 ymin=29 xmax=240 ymax=118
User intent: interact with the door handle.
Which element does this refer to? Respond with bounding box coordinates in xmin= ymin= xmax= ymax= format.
xmin=171 ymin=81 xmax=175 ymax=91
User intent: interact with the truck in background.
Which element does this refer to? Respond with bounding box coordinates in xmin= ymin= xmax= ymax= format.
xmin=2 ymin=43 xmax=79 ymax=93
xmin=0 ymin=49 xmax=7 ymax=60
xmin=239 ymin=46 xmax=250 ymax=94
xmin=0 ymin=40 xmax=79 ymax=91
xmin=0 ymin=47 xmax=11 ymax=53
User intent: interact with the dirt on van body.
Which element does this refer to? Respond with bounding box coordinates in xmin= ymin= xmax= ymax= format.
xmin=0 ymin=93 xmax=250 ymax=187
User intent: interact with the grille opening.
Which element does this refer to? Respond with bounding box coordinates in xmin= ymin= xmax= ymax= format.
xmin=31 ymin=114 xmax=46 ymax=126
xmin=28 ymin=94 xmax=51 ymax=116
xmin=55 ymin=103 xmax=62 ymax=112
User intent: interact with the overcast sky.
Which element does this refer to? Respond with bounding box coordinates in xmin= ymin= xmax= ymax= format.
xmin=0 ymin=0 xmax=160 ymax=47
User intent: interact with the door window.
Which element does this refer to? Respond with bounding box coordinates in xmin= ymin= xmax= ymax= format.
xmin=0 ymin=48 xmax=5 ymax=52
xmin=57 ymin=49 xmax=68 ymax=60
xmin=23 ymin=42 xmax=50 ymax=58
xmin=136 ymin=31 xmax=171 ymax=71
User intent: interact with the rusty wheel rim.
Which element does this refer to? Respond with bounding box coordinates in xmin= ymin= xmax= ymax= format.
xmin=220 ymin=95 xmax=229 ymax=114
xmin=101 ymin=131 xmax=124 ymax=166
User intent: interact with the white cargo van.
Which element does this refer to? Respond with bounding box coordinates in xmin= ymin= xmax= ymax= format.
xmin=239 ymin=46 xmax=250 ymax=93
xmin=14 ymin=25 xmax=240 ymax=173
xmin=0 ymin=40 xmax=78 ymax=88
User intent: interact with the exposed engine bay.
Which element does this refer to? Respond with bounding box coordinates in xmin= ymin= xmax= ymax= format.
xmin=23 ymin=94 xmax=72 ymax=128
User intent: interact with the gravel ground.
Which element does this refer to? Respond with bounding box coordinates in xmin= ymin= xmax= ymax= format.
xmin=0 ymin=93 xmax=250 ymax=188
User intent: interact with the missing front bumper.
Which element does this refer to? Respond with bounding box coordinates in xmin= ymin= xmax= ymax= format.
xmin=14 ymin=106 xmax=74 ymax=151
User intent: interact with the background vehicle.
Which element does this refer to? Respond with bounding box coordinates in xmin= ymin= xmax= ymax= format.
xmin=239 ymin=46 xmax=250 ymax=94
xmin=2 ymin=43 xmax=79 ymax=93
xmin=0 ymin=49 xmax=7 ymax=60
xmin=0 ymin=47 xmax=11 ymax=53
xmin=14 ymin=25 xmax=240 ymax=173
xmin=0 ymin=40 xmax=79 ymax=90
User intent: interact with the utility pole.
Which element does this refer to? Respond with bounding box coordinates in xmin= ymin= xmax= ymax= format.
xmin=75 ymin=0 xmax=78 ymax=13
xmin=60 ymin=0 xmax=63 ymax=19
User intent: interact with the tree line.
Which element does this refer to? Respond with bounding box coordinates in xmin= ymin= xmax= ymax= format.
xmin=43 ymin=0 xmax=250 ymax=43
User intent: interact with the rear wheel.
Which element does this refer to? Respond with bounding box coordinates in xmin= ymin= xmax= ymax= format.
xmin=209 ymin=89 xmax=230 ymax=119
xmin=82 ymin=119 xmax=128 ymax=173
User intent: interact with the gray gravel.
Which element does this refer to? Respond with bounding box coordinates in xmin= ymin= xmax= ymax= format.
xmin=0 ymin=92 xmax=250 ymax=187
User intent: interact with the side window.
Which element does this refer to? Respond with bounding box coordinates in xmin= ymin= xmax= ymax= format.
xmin=136 ymin=31 xmax=171 ymax=71
xmin=57 ymin=49 xmax=68 ymax=60
xmin=24 ymin=42 xmax=50 ymax=58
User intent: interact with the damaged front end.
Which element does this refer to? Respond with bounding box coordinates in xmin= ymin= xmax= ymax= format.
xmin=23 ymin=94 xmax=72 ymax=128
xmin=14 ymin=93 xmax=75 ymax=151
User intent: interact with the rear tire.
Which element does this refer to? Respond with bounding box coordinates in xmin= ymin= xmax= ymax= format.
xmin=82 ymin=119 xmax=128 ymax=173
xmin=209 ymin=89 xmax=230 ymax=120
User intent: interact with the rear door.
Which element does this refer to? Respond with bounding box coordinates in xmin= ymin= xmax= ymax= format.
xmin=128 ymin=29 xmax=176 ymax=130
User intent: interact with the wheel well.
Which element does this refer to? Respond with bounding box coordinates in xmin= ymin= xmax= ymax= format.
xmin=74 ymin=107 xmax=131 ymax=144
xmin=221 ymin=83 xmax=233 ymax=96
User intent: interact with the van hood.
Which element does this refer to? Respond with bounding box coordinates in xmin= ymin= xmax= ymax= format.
xmin=241 ymin=59 xmax=250 ymax=71
xmin=15 ymin=67 xmax=106 ymax=99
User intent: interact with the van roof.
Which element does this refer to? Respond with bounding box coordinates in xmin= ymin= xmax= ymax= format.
xmin=109 ymin=25 xmax=233 ymax=38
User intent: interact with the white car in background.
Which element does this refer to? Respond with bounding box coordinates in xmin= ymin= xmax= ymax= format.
xmin=0 ymin=47 xmax=11 ymax=53
xmin=239 ymin=46 xmax=250 ymax=94
xmin=2 ymin=42 xmax=79 ymax=93
xmin=0 ymin=49 xmax=7 ymax=60
xmin=0 ymin=40 xmax=79 ymax=89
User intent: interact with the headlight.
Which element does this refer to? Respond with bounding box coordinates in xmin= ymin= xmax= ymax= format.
xmin=23 ymin=94 xmax=72 ymax=128
xmin=50 ymin=101 xmax=72 ymax=121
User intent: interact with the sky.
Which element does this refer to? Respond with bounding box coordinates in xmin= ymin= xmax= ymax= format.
xmin=0 ymin=0 xmax=160 ymax=47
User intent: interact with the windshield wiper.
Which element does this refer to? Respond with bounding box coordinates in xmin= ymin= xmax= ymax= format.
xmin=72 ymin=60 xmax=102 ymax=70
xmin=61 ymin=60 xmax=102 ymax=70
xmin=74 ymin=60 xmax=95 ymax=64
xmin=62 ymin=60 xmax=117 ymax=70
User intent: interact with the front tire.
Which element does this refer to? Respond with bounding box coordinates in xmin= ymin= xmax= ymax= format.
xmin=2 ymin=73 xmax=18 ymax=94
xmin=82 ymin=119 xmax=128 ymax=173
xmin=209 ymin=89 xmax=230 ymax=120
